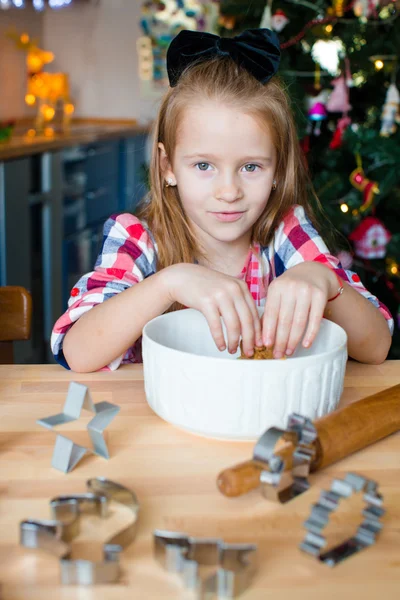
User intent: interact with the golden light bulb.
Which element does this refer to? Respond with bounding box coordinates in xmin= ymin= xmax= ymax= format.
xmin=325 ymin=25 xmax=333 ymax=33
xmin=25 ymin=93 xmax=36 ymax=106
xmin=27 ymin=55 xmax=43 ymax=72
xmin=340 ymin=203 xmax=349 ymax=213
xmin=20 ymin=33 xmax=30 ymax=44
xmin=26 ymin=129 xmax=36 ymax=138
xmin=41 ymin=105 xmax=55 ymax=121
xmin=44 ymin=127 xmax=55 ymax=138
xmin=374 ymin=59 xmax=384 ymax=70
xmin=390 ymin=265 xmax=398 ymax=275
xmin=64 ymin=103 xmax=75 ymax=115
xmin=42 ymin=51 xmax=55 ymax=63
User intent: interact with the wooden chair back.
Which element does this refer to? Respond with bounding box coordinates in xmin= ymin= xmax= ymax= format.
xmin=0 ymin=286 xmax=32 ymax=364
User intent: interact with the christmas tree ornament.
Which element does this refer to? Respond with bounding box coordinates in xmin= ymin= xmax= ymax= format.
xmin=260 ymin=0 xmax=273 ymax=29
xmin=271 ymin=9 xmax=289 ymax=32
xmin=218 ymin=14 xmax=236 ymax=29
xmin=331 ymin=0 xmax=345 ymax=16
xmin=311 ymin=39 xmax=345 ymax=76
xmin=349 ymin=217 xmax=391 ymax=259
xmin=327 ymin=75 xmax=352 ymax=112
xmin=307 ymin=102 xmax=328 ymax=136
xmin=386 ymin=257 xmax=399 ymax=277
xmin=380 ymin=83 xmax=400 ymax=137
xmin=349 ymin=154 xmax=380 ymax=213
xmin=329 ymin=115 xmax=351 ymax=149
xmin=353 ymin=0 xmax=380 ymax=18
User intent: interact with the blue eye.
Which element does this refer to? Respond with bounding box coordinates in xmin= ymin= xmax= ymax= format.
xmin=243 ymin=164 xmax=259 ymax=172
xmin=196 ymin=162 xmax=210 ymax=171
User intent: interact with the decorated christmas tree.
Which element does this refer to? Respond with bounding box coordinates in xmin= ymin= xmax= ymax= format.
xmin=219 ymin=0 xmax=400 ymax=357
xmin=139 ymin=0 xmax=400 ymax=357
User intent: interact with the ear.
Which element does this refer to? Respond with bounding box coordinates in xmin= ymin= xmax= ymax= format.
xmin=158 ymin=143 xmax=177 ymax=185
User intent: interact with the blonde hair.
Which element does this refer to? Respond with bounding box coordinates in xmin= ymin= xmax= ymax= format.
xmin=137 ymin=56 xmax=322 ymax=270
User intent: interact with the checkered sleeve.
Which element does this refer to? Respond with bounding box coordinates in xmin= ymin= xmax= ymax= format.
xmin=272 ymin=205 xmax=394 ymax=333
xmin=51 ymin=213 xmax=157 ymax=370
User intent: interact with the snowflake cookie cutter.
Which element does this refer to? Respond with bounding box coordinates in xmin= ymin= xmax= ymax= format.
xmin=20 ymin=477 xmax=140 ymax=584
xmin=300 ymin=472 xmax=385 ymax=566
xmin=254 ymin=413 xmax=318 ymax=503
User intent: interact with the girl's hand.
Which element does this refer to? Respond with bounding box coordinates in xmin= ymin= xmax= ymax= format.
xmin=262 ymin=262 xmax=338 ymax=358
xmin=165 ymin=263 xmax=262 ymax=357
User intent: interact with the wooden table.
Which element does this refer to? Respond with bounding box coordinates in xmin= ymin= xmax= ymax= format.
xmin=0 ymin=362 xmax=399 ymax=600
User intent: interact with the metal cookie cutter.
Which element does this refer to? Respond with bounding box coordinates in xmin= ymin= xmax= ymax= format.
xmin=300 ymin=472 xmax=385 ymax=567
xmin=154 ymin=530 xmax=257 ymax=599
xmin=255 ymin=413 xmax=317 ymax=503
xmin=37 ymin=381 xmax=120 ymax=473
xmin=20 ymin=477 xmax=140 ymax=584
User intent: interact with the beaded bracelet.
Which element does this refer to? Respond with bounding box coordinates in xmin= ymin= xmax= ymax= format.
xmin=328 ymin=271 xmax=344 ymax=302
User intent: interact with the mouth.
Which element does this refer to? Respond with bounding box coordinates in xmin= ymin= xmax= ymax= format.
xmin=210 ymin=211 xmax=245 ymax=222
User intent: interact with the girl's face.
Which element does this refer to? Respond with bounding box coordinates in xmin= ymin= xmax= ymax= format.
xmin=160 ymin=100 xmax=277 ymax=251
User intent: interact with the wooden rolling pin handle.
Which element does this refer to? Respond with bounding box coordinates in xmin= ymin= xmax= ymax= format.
xmin=217 ymin=384 xmax=400 ymax=498
xmin=217 ymin=445 xmax=293 ymax=498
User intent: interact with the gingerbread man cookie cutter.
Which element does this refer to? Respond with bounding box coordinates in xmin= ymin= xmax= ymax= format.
xmin=20 ymin=477 xmax=139 ymax=584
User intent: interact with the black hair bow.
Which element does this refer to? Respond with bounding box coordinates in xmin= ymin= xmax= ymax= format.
xmin=167 ymin=28 xmax=281 ymax=87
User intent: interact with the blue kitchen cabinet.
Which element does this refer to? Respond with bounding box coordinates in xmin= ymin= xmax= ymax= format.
xmin=61 ymin=135 xmax=149 ymax=308
xmin=0 ymin=130 xmax=149 ymax=362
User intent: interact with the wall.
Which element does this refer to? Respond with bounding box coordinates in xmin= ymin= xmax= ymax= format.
xmin=43 ymin=0 xmax=160 ymax=123
xmin=0 ymin=7 xmax=43 ymax=120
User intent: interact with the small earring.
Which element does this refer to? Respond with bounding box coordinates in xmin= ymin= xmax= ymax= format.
xmin=165 ymin=178 xmax=174 ymax=187
xmin=272 ymin=180 xmax=277 ymax=190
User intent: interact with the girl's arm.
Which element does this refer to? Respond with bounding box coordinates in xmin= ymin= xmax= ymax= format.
xmin=263 ymin=260 xmax=391 ymax=365
xmin=63 ymin=269 xmax=173 ymax=372
xmin=64 ymin=262 xmax=263 ymax=372
xmin=323 ymin=269 xmax=392 ymax=364
xmin=265 ymin=205 xmax=393 ymax=364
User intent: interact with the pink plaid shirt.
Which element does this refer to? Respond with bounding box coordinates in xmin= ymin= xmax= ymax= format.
xmin=51 ymin=205 xmax=393 ymax=370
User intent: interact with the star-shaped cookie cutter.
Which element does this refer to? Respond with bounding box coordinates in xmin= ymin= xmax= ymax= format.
xmin=37 ymin=381 xmax=120 ymax=473
xmin=20 ymin=477 xmax=140 ymax=584
xmin=154 ymin=530 xmax=257 ymax=598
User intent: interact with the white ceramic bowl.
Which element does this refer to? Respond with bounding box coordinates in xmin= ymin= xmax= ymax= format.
xmin=142 ymin=308 xmax=348 ymax=441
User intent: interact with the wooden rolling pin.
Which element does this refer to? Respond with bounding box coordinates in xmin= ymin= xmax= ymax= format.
xmin=217 ymin=383 xmax=400 ymax=497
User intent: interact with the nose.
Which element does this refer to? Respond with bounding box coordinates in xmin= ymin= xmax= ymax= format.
xmin=215 ymin=172 xmax=243 ymax=203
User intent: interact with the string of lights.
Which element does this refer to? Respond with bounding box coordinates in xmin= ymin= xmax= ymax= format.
xmin=0 ymin=0 xmax=73 ymax=9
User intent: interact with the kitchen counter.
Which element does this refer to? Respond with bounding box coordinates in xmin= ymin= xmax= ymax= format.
xmin=0 ymin=119 xmax=150 ymax=161
xmin=0 ymin=360 xmax=399 ymax=599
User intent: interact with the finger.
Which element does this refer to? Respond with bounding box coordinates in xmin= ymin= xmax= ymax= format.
xmin=273 ymin=292 xmax=297 ymax=358
xmin=218 ymin=299 xmax=242 ymax=354
xmin=240 ymin=287 xmax=263 ymax=348
xmin=302 ymin=290 xmax=325 ymax=349
xmin=234 ymin=296 xmax=258 ymax=357
xmin=285 ymin=299 xmax=311 ymax=356
xmin=262 ymin=286 xmax=281 ymax=349
xmin=202 ymin=303 xmax=227 ymax=351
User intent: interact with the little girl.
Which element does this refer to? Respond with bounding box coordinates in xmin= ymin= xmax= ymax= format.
xmin=52 ymin=28 xmax=393 ymax=372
